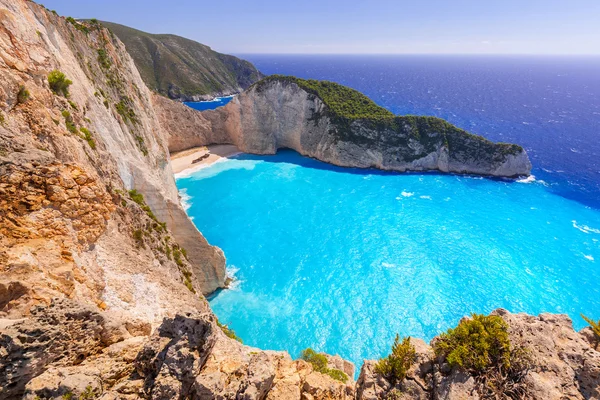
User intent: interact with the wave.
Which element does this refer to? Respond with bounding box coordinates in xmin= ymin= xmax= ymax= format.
xmin=572 ymin=220 xmax=600 ymax=234
xmin=584 ymin=255 xmax=595 ymax=261
xmin=517 ymin=175 xmax=536 ymax=184
xmin=178 ymin=188 xmax=192 ymax=211
xmin=225 ymin=266 xmax=242 ymax=290
xmin=401 ymin=191 xmax=414 ymax=197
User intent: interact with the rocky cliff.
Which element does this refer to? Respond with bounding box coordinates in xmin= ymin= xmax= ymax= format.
xmin=158 ymin=76 xmax=532 ymax=178
xmin=0 ymin=0 xmax=225 ymax=314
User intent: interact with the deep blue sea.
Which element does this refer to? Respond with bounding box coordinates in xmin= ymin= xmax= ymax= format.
xmin=177 ymin=56 xmax=600 ymax=370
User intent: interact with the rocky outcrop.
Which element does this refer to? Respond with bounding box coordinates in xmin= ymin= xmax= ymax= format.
xmin=4 ymin=301 xmax=598 ymax=399
xmin=355 ymin=310 xmax=600 ymax=399
xmin=1 ymin=299 xmax=353 ymax=400
xmin=158 ymin=77 xmax=532 ymax=178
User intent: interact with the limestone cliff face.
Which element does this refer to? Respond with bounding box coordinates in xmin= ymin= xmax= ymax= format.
xmin=160 ymin=78 xmax=532 ymax=178
xmin=0 ymin=0 xmax=224 ymax=321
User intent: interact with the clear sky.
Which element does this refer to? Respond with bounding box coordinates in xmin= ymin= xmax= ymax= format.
xmin=38 ymin=0 xmax=600 ymax=55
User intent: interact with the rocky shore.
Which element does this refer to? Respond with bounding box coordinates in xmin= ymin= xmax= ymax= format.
xmin=0 ymin=1 xmax=597 ymax=399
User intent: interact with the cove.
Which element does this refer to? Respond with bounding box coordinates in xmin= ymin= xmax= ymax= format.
xmin=176 ymin=149 xmax=600 ymax=369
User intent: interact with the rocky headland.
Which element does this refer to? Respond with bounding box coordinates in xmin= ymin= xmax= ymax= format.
xmin=157 ymin=76 xmax=532 ymax=178
xmin=0 ymin=1 xmax=597 ymax=399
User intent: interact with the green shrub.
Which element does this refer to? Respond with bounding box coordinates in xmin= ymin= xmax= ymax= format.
xmin=433 ymin=314 xmax=510 ymax=372
xmin=66 ymin=17 xmax=89 ymax=34
xmin=0 ymin=112 xmax=5 ymax=125
xmin=433 ymin=314 xmax=531 ymax=397
xmin=103 ymin=99 xmax=109 ymax=108
xmin=115 ymin=98 xmax=138 ymax=124
xmin=133 ymin=229 xmax=144 ymax=247
xmin=97 ymin=48 xmax=112 ymax=70
xmin=172 ymin=246 xmax=184 ymax=267
xmin=68 ymin=100 xmax=78 ymax=110
xmin=80 ymin=385 xmax=97 ymax=399
xmin=217 ymin=320 xmax=243 ymax=343
xmin=48 ymin=70 xmax=72 ymax=97
xmin=62 ymin=110 xmax=77 ymax=133
xmin=301 ymin=348 xmax=348 ymax=382
xmin=128 ymin=189 xmax=145 ymax=205
xmin=134 ymin=135 xmax=148 ymax=156
xmin=375 ymin=335 xmax=415 ymax=385
xmin=17 ymin=86 xmax=30 ymax=104
xmin=582 ymin=314 xmax=600 ymax=349
xmin=80 ymin=127 xmax=96 ymax=149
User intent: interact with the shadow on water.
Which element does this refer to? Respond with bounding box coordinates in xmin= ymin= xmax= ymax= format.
xmin=231 ymin=148 xmax=520 ymax=184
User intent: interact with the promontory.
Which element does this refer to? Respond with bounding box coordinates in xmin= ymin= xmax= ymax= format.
xmin=158 ymin=75 xmax=532 ymax=178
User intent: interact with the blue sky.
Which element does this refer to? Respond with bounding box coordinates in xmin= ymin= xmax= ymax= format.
xmin=39 ymin=0 xmax=600 ymax=55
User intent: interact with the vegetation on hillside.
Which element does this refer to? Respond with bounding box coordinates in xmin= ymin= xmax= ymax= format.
xmin=300 ymin=348 xmax=348 ymax=382
xmin=98 ymin=21 xmax=263 ymax=99
xmin=17 ymin=86 xmax=30 ymax=104
xmin=217 ymin=320 xmax=243 ymax=343
xmin=48 ymin=70 xmax=73 ymax=97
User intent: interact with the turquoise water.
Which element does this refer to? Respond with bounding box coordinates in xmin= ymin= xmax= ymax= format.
xmin=176 ymin=150 xmax=600 ymax=368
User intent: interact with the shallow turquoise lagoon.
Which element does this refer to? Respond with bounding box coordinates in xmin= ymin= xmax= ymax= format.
xmin=176 ymin=150 xmax=600 ymax=368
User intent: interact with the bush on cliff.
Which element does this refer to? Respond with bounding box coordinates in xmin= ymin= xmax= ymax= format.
xmin=375 ymin=334 xmax=415 ymax=386
xmin=17 ymin=86 xmax=30 ymax=104
xmin=300 ymin=348 xmax=348 ymax=382
xmin=48 ymin=70 xmax=72 ymax=97
xmin=434 ymin=314 xmax=510 ymax=372
xmin=433 ymin=314 xmax=531 ymax=397
xmin=217 ymin=320 xmax=242 ymax=343
xmin=581 ymin=314 xmax=600 ymax=349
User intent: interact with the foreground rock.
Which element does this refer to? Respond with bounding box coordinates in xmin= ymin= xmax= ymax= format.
xmin=2 ymin=303 xmax=598 ymax=399
xmin=156 ymin=77 xmax=532 ymax=178
xmin=1 ymin=299 xmax=352 ymax=400
xmin=356 ymin=310 xmax=600 ymax=399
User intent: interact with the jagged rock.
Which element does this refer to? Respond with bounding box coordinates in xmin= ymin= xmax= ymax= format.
xmin=495 ymin=309 xmax=600 ymax=400
xmin=356 ymin=338 xmax=432 ymax=400
xmin=0 ymin=298 xmax=141 ymax=399
xmin=134 ymin=312 xmax=218 ymax=399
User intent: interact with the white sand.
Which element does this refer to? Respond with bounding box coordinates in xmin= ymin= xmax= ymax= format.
xmin=171 ymin=144 xmax=241 ymax=175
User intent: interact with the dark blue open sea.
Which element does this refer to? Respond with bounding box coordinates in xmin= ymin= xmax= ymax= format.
xmin=241 ymin=55 xmax=600 ymax=208
xmin=178 ymin=55 xmax=600 ymax=370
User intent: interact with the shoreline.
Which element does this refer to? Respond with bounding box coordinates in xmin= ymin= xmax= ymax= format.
xmin=171 ymin=144 xmax=241 ymax=177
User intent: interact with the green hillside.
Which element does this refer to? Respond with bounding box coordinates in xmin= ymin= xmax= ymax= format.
xmin=101 ymin=21 xmax=263 ymax=99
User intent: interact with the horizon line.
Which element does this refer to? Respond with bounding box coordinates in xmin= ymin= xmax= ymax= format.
xmin=233 ymin=52 xmax=600 ymax=57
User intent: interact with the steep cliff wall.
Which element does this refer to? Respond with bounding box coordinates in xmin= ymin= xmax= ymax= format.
xmin=0 ymin=0 xmax=224 ymax=319
xmin=160 ymin=77 xmax=531 ymax=178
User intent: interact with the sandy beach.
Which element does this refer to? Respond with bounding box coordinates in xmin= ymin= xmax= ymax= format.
xmin=171 ymin=144 xmax=241 ymax=175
